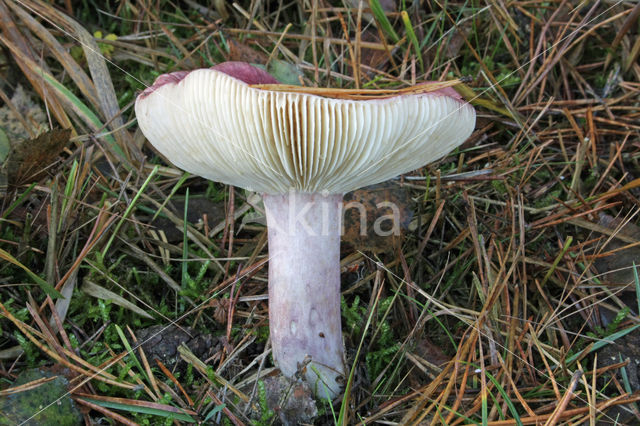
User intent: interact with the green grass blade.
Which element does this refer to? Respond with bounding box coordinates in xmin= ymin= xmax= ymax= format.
xmin=565 ymin=323 xmax=640 ymax=365
xmin=182 ymin=188 xmax=190 ymax=288
xmin=101 ymin=165 xmax=159 ymax=256
xmin=370 ymin=0 xmax=399 ymax=43
xmin=338 ymin=290 xmax=382 ymax=425
xmin=114 ymin=324 xmax=148 ymax=383
xmin=482 ymin=386 xmax=488 ymax=426
xmin=77 ymin=397 xmax=196 ymax=422
xmin=1 ymin=183 xmax=37 ymax=219
xmin=484 ymin=369 xmax=522 ymax=426
xmin=401 ymin=10 xmax=423 ymax=72
xmin=540 ymin=236 xmax=572 ymax=288
xmin=59 ymin=159 xmax=78 ymax=229
xmin=0 ymin=248 xmax=62 ymax=299
xmin=633 ymin=262 xmax=640 ymax=316
xmin=40 ymin=73 xmax=126 ymax=159
xmin=203 ymin=403 xmax=226 ymax=421
xmin=151 ymin=172 xmax=190 ymax=222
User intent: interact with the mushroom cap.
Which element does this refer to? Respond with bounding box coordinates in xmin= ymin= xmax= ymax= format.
xmin=135 ymin=62 xmax=476 ymax=194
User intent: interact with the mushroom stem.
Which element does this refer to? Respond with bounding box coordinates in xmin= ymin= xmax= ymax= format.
xmin=263 ymin=191 xmax=345 ymax=398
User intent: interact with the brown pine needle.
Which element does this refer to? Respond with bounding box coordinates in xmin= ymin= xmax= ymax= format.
xmin=250 ymin=78 xmax=468 ymax=99
xmin=156 ymin=358 xmax=194 ymax=407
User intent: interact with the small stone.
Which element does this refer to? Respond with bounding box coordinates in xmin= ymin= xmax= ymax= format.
xmin=259 ymin=375 xmax=317 ymax=426
xmin=0 ymin=367 xmax=83 ymax=425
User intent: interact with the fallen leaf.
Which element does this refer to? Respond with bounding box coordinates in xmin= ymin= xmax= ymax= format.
xmin=1 ymin=128 xmax=71 ymax=186
xmin=228 ymin=39 xmax=269 ymax=64
xmin=81 ymin=279 xmax=154 ymax=319
xmin=342 ymin=182 xmax=412 ymax=253
xmin=209 ymin=298 xmax=231 ymax=324
xmin=267 ymin=59 xmax=304 ymax=86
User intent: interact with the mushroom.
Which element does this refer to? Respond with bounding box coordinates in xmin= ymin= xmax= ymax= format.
xmin=135 ymin=62 xmax=475 ymax=398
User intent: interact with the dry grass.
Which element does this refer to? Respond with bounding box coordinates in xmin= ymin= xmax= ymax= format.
xmin=1 ymin=0 xmax=640 ymax=424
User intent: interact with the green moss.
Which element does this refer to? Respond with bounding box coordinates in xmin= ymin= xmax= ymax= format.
xmin=0 ymin=368 xmax=82 ymax=425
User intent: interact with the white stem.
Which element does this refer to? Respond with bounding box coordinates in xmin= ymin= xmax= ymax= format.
xmin=263 ymin=191 xmax=345 ymax=398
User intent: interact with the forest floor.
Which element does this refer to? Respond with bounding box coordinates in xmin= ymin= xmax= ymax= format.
xmin=1 ymin=1 xmax=640 ymax=424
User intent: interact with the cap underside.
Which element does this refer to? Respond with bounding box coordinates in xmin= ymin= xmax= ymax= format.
xmin=135 ymin=69 xmax=476 ymax=194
